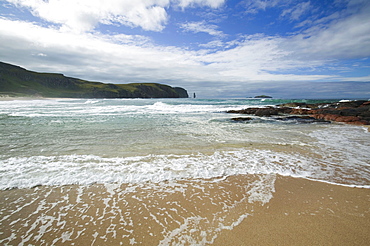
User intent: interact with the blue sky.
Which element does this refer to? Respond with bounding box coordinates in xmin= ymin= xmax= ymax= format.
xmin=0 ymin=0 xmax=369 ymax=98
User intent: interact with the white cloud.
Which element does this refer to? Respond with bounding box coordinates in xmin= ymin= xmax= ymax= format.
xmin=0 ymin=17 xmax=329 ymax=88
xmin=0 ymin=18 xmax=208 ymax=82
xmin=180 ymin=21 xmax=225 ymax=37
xmin=341 ymin=75 xmax=370 ymax=82
xmin=281 ymin=1 xmax=311 ymax=20
xmin=1 ymin=9 xmax=367 ymax=87
xmin=175 ymin=0 xmax=225 ymax=8
xmin=242 ymin=0 xmax=313 ymax=21
xmin=198 ymin=35 xmax=335 ymax=82
xmin=5 ymin=0 xmax=225 ymax=33
xmin=6 ymin=0 xmax=170 ymax=32
xmin=242 ymin=0 xmax=290 ymax=14
xmin=284 ymin=1 xmax=370 ymax=60
xmin=199 ymin=40 xmax=224 ymax=48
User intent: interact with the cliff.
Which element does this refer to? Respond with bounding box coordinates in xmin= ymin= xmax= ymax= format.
xmin=0 ymin=62 xmax=188 ymax=98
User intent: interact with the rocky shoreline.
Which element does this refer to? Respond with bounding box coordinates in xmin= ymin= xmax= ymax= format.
xmin=227 ymin=100 xmax=370 ymax=125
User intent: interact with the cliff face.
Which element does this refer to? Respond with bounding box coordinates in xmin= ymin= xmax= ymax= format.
xmin=0 ymin=62 xmax=188 ymax=98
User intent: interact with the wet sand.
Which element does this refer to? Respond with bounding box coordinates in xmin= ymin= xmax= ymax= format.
xmin=214 ymin=176 xmax=370 ymax=246
xmin=0 ymin=175 xmax=369 ymax=245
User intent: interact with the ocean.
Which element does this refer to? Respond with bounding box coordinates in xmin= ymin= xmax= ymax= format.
xmin=0 ymin=98 xmax=369 ymax=245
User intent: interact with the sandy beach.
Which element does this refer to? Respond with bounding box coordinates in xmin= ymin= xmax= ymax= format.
xmin=0 ymin=96 xmax=42 ymax=101
xmin=0 ymin=175 xmax=369 ymax=245
xmin=214 ymin=176 xmax=370 ymax=246
xmin=0 ymin=96 xmax=73 ymax=101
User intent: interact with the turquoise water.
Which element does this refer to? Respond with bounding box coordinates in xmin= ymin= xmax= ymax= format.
xmin=0 ymin=98 xmax=369 ymax=188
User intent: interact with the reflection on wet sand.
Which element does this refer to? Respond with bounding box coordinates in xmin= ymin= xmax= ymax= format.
xmin=1 ymin=175 xmax=369 ymax=245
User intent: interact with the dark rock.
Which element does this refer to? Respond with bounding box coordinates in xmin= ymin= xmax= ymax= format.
xmin=254 ymin=95 xmax=272 ymax=98
xmin=231 ymin=117 xmax=253 ymax=122
xmin=255 ymin=108 xmax=280 ymax=116
xmin=278 ymin=102 xmax=307 ymax=108
xmin=227 ymin=100 xmax=370 ymax=125
xmin=336 ymin=100 xmax=367 ymax=109
xmin=227 ymin=107 xmax=292 ymax=116
xmin=274 ymin=116 xmax=330 ymax=124
xmin=308 ymin=101 xmax=370 ymax=125
xmin=290 ymin=108 xmax=310 ymax=115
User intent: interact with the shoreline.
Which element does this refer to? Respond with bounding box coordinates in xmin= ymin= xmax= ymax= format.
xmin=0 ymin=96 xmax=46 ymax=101
xmin=0 ymin=175 xmax=369 ymax=245
xmin=0 ymin=96 xmax=75 ymax=101
xmin=1 ymin=97 xmax=369 ymax=245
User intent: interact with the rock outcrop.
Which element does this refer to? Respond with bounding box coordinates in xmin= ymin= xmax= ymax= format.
xmin=227 ymin=100 xmax=370 ymax=125
xmin=254 ymin=95 xmax=272 ymax=98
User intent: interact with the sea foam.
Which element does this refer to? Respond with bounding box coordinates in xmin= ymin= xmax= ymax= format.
xmin=1 ymin=147 xmax=369 ymax=190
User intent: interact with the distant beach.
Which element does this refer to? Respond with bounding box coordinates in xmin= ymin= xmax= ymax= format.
xmin=0 ymin=96 xmax=44 ymax=101
xmin=0 ymin=96 xmax=75 ymax=101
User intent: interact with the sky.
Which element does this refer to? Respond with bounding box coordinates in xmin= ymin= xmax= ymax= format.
xmin=0 ymin=0 xmax=369 ymax=98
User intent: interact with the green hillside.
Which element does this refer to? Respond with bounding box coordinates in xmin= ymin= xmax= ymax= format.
xmin=0 ymin=62 xmax=188 ymax=98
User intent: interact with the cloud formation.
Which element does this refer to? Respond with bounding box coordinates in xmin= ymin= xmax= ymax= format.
xmin=6 ymin=0 xmax=225 ymax=32
xmin=281 ymin=1 xmax=311 ymax=21
xmin=0 ymin=17 xmax=333 ymax=84
xmin=175 ymin=0 xmax=225 ymax=9
xmin=285 ymin=2 xmax=370 ymax=61
xmin=242 ymin=0 xmax=285 ymax=14
xmin=1 ymin=0 xmax=369 ymax=98
xmin=180 ymin=21 xmax=225 ymax=37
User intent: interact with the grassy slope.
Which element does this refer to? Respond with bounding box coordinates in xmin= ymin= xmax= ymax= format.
xmin=0 ymin=62 xmax=188 ymax=98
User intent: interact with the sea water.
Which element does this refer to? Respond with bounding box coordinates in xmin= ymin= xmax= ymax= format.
xmin=0 ymin=98 xmax=369 ymax=245
xmin=1 ymin=98 xmax=369 ymax=188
